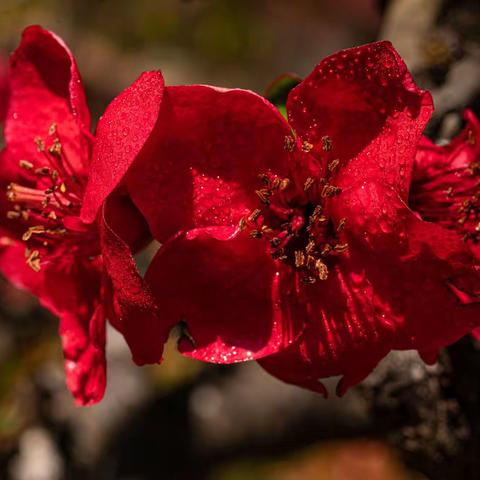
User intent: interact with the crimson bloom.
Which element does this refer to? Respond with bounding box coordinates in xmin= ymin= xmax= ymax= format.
xmin=410 ymin=110 xmax=480 ymax=260
xmin=85 ymin=41 xmax=480 ymax=395
xmin=410 ymin=110 xmax=480 ymax=339
xmin=0 ymin=26 xmax=165 ymax=405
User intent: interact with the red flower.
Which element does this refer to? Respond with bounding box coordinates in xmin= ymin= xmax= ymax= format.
xmin=86 ymin=41 xmax=480 ymax=395
xmin=0 ymin=26 xmax=165 ymax=405
xmin=410 ymin=110 xmax=480 ymax=339
xmin=411 ymin=110 xmax=480 ymax=260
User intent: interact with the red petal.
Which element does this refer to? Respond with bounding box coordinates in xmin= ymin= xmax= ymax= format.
xmin=144 ymin=230 xmax=305 ymax=363
xmin=287 ymin=41 xmax=432 ymax=200
xmin=259 ymin=254 xmax=394 ymax=397
xmin=5 ymin=25 xmax=90 ymax=174
xmin=99 ymin=200 xmax=167 ymax=365
xmin=0 ymin=240 xmax=107 ymax=405
xmin=81 ymin=71 xmax=165 ymax=223
xmin=334 ymin=181 xmax=480 ymax=354
xmin=125 ymin=85 xmax=291 ymax=242
xmin=61 ymin=305 xmax=106 ymax=406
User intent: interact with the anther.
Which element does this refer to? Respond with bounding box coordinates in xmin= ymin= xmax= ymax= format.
xmin=320 ymin=184 xmax=341 ymax=198
xmin=26 ymin=249 xmax=41 ymax=272
xmin=444 ymin=187 xmax=454 ymax=197
xmin=48 ymin=138 xmax=62 ymax=156
xmin=321 ymin=136 xmax=333 ymax=152
xmin=48 ymin=123 xmax=57 ymax=135
xmin=34 ymin=137 xmax=45 ymax=152
xmin=294 ymin=250 xmax=305 ymax=267
xmin=301 ymin=141 xmax=313 ymax=153
xmin=337 ymin=218 xmax=347 ymax=231
xmin=304 ymin=177 xmax=315 ymax=191
xmin=315 ymin=259 xmax=329 ymax=280
xmin=19 ymin=160 xmax=33 ymax=170
xmin=35 ymin=167 xmax=51 ymax=176
xmin=284 ymin=135 xmax=296 ymax=152
xmin=248 ymin=209 xmax=262 ymax=223
xmin=255 ymin=189 xmax=271 ymax=205
xmin=270 ymin=237 xmax=281 ymax=247
xmin=22 ymin=225 xmax=46 ymax=242
xmin=7 ymin=211 xmax=21 ymax=219
xmin=328 ymin=158 xmax=340 ymax=172
xmin=334 ymin=243 xmax=349 ymax=253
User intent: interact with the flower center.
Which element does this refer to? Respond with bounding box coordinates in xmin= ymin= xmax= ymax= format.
xmin=242 ymin=136 xmax=348 ymax=284
xmin=5 ymin=124 xmax=95 ymax=271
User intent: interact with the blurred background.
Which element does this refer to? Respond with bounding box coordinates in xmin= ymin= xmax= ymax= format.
xmin=0 ymin=0 xmax=479 ymax=479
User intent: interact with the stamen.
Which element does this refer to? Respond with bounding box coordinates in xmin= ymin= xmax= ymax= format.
xmin=22 ymin=225 xmax=46 ymax=241
xmin=337 ymin=218 xmax=347 ymax=231
xmin=304 ymin=177 xmax=315 ymax=191
xmin=19 ymin=160 xmax=33 ymax=171
xmin=315 ymin=259 xmax=329 ymax=280
xmin=25 ymin=249 xmax=41 ymax=272
xmin=328 ymin=158 xmax=340 ymax=172
xmin=294 ymin=250 xmax=305 ymax=267
xmin=7 ymin=211 xmax=21 ymax=220
xmin=248 ymin=209 xmax=262 ymax=223
xmin=301 ymin=141 xmax=313 ymax=153
xmin=34 ymin=137 xmax=45 ymax=152
xmin=321 ymin=136 xmax=333 ymax=152
xmin=320 ymin=184 xmax=341 ymax=198
xmin=284 ymin=135 xmax=296 ymax=152
xmin=255 ymin=189 xmax=271 ymax=205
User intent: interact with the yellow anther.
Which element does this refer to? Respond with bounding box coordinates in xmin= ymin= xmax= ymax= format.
xmin=25 ymin=249 xmax=41 ymax=272
xmin=301 ymin=141 xmax=313 ymax=153
xmin=34 ymin=137 xmax=45 ymax=152
xmin=328 ymin=158 xmax=340 ymax=172
xmin=294 ymin=250 xmax=305 ymax=267
xmin=284 ymin=135 xmax=296 ymax=152
xmin=6 ymin=211 xmax=21 ymax=219
xmin=279 ymin=178 xmax=290 ymax=190
xmin=48 ymin=138 xmax=62 ymax=155
xmin=315 ymin=259 xmax=329 ymax=280
xmin=22 ymin=225 xmax=46 ymax=241
xmin=337 ymin=218 xmax=347 ymax=231
xmin=304 ymin=177 xmax=315 ymax=191
xmin=248 ymin=209 xmax=262 ymax=223
xmin=321 ymin=136 xmax=333 ymax=152
xmin=19 ymin=160 xmax=33 ymax=170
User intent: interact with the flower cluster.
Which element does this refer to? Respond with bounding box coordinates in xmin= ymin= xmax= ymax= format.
xmin=1 ymin=26 xmax=479 ymax=405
